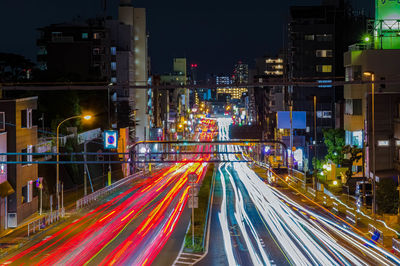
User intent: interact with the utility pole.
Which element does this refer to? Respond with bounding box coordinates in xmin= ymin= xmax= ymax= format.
xmin=289 ymin=101 xmax=293 ymax=177
xmin=84 ymin=141 xmax=88 ymax=196
xmin=313 ymin=96 xmax=317 ymax=191
xmin=398 ymin=175 xmax=400 ymax=217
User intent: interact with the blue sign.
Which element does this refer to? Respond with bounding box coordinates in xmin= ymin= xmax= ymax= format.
xmin=104 ymin=130 xmax=118 ymax=149
xmin=277 ymin=111 xmax=307 ymax=129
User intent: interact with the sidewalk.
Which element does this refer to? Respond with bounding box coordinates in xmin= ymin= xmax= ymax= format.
xmin=0 ymin=172 xmax=113 ymax=258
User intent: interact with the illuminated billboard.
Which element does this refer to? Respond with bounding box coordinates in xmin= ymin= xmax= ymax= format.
xmin=277 ymin=111 xmax=306 ymax=129
xmin=376 ymin=0 xmax=400 ymax=21
xmin=374 ymin=0 xmax=400 ymax=49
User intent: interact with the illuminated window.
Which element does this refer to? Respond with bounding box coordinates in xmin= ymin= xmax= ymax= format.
xmin=111 ymin=62 xmax=116 ymax=71
xmin=111 ymin=47 xmax=117 ymax=56
xmin=316 ymin=65 xmax=332 ymax=73
xmin=305 ymin=35 xmax=314 ymax=40
xmin=316 ymin=50 xmax=332 ymax=57
xmin=82 ymin=33 xmax=88 ymax=39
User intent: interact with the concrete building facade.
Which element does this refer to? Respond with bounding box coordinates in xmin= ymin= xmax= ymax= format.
xmin=344 ymin=48 xmax=400 ymax=181
xmin=0 ymin=97 xmax=38 ymax=226
xmin=119 ymin=1 xmax=149 ymax=142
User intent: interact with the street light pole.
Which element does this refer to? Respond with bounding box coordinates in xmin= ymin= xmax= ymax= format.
xmin=364 ymin=71 xmax=376 ymax=217
xmin=56 ymin=115 xmax=92 ymax=212
xmin=372 ymin=73 xmax=376 ymax=217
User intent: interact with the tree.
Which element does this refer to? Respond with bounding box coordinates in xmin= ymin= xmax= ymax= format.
xmin=376 ymin=178 xmax=399 ymax=214
xmin=0 ymin=53 xmax=34 ymax=82
xmin=323 ymin=129 xmax=345 ymax=165
xmin=341 ymin=145 xmax=363 ymax=181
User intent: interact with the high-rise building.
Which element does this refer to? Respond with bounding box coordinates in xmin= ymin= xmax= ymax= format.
xmin=233 ymin=61 xmax=248 ymax=84
xmin=160 ymin=58 xmax=188 ymax=140
xmin=288 ymin=0 xmax=366 ymax=162
xmin=119 ymin=1 xmax=149 ymax=142
xmin=344 ymin=0 xmax=400 ymax=183
xmin=37 ymin=19 xmax=112 ymax=81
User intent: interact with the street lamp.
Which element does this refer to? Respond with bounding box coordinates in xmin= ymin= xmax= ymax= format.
xmin=56 ymin=114 xmax=92 ymax=213
xmin=364 ymin=71 xmax=376 ymax=216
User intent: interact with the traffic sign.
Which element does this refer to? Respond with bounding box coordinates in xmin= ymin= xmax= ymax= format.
xmin=188 ymin=196 xmax=198 ymax=208
xmin=104 ymin=130 xmax=118 ymax=149
xmin=189 ymin=186 xmax=199 ymax=196
xmin=188 ymin=173 xmax=197 ymax=183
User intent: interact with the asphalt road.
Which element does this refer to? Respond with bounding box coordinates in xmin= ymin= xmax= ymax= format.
xmin=198 ymin=117 xmax=400 ymax=266
xmin=1 ymin=161 xmax=207 ymax=266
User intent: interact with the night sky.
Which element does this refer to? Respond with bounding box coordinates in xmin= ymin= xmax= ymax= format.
xmin=0 ymin=0 xmax=372 ymax=78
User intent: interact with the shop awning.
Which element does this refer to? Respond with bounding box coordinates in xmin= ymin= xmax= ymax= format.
xmin=0 ymin=181 xmax=15 ymax=197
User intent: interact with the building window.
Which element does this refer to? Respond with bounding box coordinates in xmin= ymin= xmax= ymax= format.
xmin=21 ymin=148 xmax=27 ymax=165
xmin=316 ymin=50 xmax=333 ymax=57
xmin=22 ymin=185 xmax=27 ymax=203
xmin=51 ymin=32 xmax=62 ymax=38
xmin=316 ymin=34 xmax=332 ymax=42
xmin=93 ymin=33 xmax=101 ymax=39
xmin=21 ymin=109 xmax=32 ymax=128
xmin=82 ymin=33 xmax=88 ymax=39
xmin=345 ymin=65 xmax=362 ymax=81
xmin=345 ymin=99 xmax=362 ymax=115
xmin=111 ymin=77 xmax=117 ymax=83
xmin=304 ymin=34 xmax=315 ymax=40
xmin=345 ymin=130 xmax=363 ymax=147
xmin=93 ymin=48 xmax=100 ymax=55
xmin=111 ymin=62 xmax=117 ymax=71
xmin=21 ymin=145 xmax=33 ymax=166
xmin=353 ymin=99 xmax=362 ymax=115
xmin=27 ymin=181 xmax=33 ymax=203
xmin=316 ymin=65 xmax=332 ymax=73
xmin=111 ymin=47 xmax=117 ymax=56
xmin=0 ymin=112 xmax=4 ymax=131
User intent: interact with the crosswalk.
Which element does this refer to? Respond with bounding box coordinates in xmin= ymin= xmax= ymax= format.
xmin=173 ymin=252 xmax=204 ymax=265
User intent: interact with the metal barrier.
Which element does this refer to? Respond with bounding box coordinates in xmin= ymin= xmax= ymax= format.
xmin=27 ymin=210 xmax=61 ymax=237
xmin=393 ymin=238 xmax=400 ymax=253
xmin=76 ymin=171 xmax=145 ymax=210
xmin=323 ymin=196 xmax=328 ymax=206
xmin=368 ymin=224 xmax=384 ymax=244
xmin=345 ymin=210 xmax=357 ymax=225
xmin=307 ymin=187 xmax=316 ymax=198
xmin=332 ymin=202 xmax=339 ymax=213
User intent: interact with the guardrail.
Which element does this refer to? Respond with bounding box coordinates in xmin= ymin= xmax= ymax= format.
xmin=332 ymin=202 xmax=339 ymax=213
xmin=368 ymin=224 xmax=384 ymax=245
xmin=393 ymin=238 xmax=400 ymax=253
xmin=345 ymin=210 xmax=357 ymax=225
xmin=307 ymin=187 xmax=316 ymax=198
xmin=27 ymin=210 xmax=61 ymax=237
xmin=76 ymin=171 xmax=146 ymax=210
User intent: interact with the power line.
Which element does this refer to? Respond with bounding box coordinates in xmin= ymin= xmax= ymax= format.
xmin=1 ymin=79 xmax=398 ymax=90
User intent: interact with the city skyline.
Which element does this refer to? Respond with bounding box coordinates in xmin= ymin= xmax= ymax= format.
xmin=0 ymin=0 xmax=372 ymax=77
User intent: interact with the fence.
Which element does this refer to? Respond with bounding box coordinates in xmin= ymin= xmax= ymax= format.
xmin=76 ymin=171 xmax=145 ymax=210
xmin=27 ymin=210 xmax=61 ymax=237
xmin=393 ymin=238 xmax=400 ymax=253
xmin=368 ymin=224 xmax=384 ymax=245
xmin=345 ymin=210 xmax=357 ymax=225
xmin=307 ymin=187 xmax=316 ymax=198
